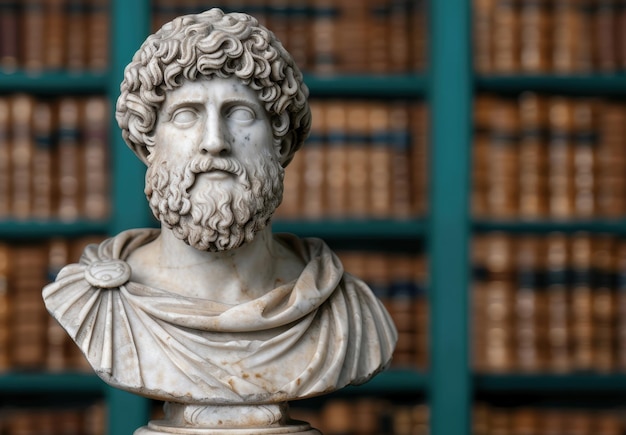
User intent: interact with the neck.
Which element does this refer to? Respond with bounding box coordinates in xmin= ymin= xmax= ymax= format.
xmin=156 ymin=225 xmax=280 ymax=303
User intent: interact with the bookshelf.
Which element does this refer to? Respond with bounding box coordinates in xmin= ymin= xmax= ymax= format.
xmin=10 ymin=1 xmax=626 ymax=434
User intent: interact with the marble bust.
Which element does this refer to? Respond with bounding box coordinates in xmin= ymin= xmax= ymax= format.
xmin=43 ymin=8 xmax=397 ymax=434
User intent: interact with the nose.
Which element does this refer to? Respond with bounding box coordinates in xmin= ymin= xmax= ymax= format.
xmin=199 ymin=109 xmax=231 ymax=157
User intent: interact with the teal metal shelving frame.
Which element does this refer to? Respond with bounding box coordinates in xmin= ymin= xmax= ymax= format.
xmin=428 ymin=0 xmax=473 ymax=434
xmin=106 ymin=0 xmax=153 ymax=433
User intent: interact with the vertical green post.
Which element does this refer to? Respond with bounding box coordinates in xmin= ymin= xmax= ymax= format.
xmin=428 ymin=0 xmax=473 ymax=434
xmin=109 ymin=0 xmax=153 ymax=234
xmin=107 ymin=0 xmax=152 ymax=433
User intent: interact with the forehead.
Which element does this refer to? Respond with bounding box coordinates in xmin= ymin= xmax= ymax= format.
xmin=162 ymin=76 xmax=260 ymax=107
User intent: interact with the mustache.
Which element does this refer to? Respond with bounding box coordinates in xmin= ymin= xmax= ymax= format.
xmin=184 ymin=156 xmax=251 ymax=191
xmin=189 ymin=156 xmax=245 ymax=177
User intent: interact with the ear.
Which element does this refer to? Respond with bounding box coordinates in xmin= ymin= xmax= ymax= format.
xmin=276 ymin=131 xmax=295 ymax=167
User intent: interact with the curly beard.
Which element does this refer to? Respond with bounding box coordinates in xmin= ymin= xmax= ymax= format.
xmin=145 ymin=155 xmax=284 ymax=252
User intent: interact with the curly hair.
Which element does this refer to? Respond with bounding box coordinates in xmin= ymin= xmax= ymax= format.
xmin=115 ymin=8 xmax=311 ymax=167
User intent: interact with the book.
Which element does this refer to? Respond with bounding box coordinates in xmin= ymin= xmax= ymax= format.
xmin=591 ymin=235 xmax=616 ymax=372
xmin=0 ymin=0 xmax=19 ymax=71
xmin=323 ymin=101 xmax=347 ymax=218
xmin=31 ymin=100 xmax=54 ymax=220
xmin=300 ymin=100 xmax=326 ymax=218
xmin=473 ymin=0 xmax=495 ymax=74
xmin=545 ymin=232 xmax=570 ymax=372
xmin=0 ymin=244 xmax=10 ymax=371
xmin=518 ymin=92 xmax=548 ymax=219
xmin=572 ymin=99 xmax=596 ymax=217
xmin=368 ymin=102 xmax=393 ymax=218
xmin=83 ymin=96 xmax=109 ymax=220
xmin=10 ymin=94 xmax=34 ymax=220
xmin=487 ymin=98 xmax=518 ymax=218
xmin=519 ymin=0 xmax=551 ymax=72
xmin=492 ymin=0 xmax=520 ymax=73
xmin=515 ymin=235 xmax=544 ymax=372
xmin=22 ymin=0 xmax=46 ymax=72
xmin=87 ymin=0 xmax=109 ymax=71
xmin=547 ymin=97 xmax=575 ymax=219
xmin=57 ymin=97 xmax=82 ymax=221
xmin=345 ymin=102 xmax=370 ymax=218
xmin=0 ymin=97 xmax=10 ymax=218
xmin=570 ymin=232 xmax=594 ymax=371
xmin=44 ymin=0 xmax=66 ymax=70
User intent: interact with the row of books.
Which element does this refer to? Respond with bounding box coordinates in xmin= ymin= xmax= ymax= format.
xmin=0 ymin=94 xmax=110 ymax=222
xmin=0 ymin=0 xmax=108 ymax=73
xmin=0 ymin=235 xmax=104 ymax=371
xmin=337 ymin=249 xmax=427 ymax=370
xmin=474 ymin=403 xmax=625 ymax=435
xmin=276 ymin=100 xmax=428 ymax=220
xmin=473 ymin=93 xmax=626 ymax=220
xmin=292 ymin=400 xmax=626 ymax=435
xmin=473 ymin=232 xmax=626 ymax=374
xmin=290 ymin=398 xmax=428 ymax=435
xmin=0 ymin=402 xmax=106 ymax=435
xmin=152 ymin=0 xmax=427 ymax=74
xmin=474 ymin=0 xmax=626 ymax=74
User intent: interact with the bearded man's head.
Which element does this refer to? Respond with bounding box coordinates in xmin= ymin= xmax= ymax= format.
xmin=114 ymin=9 xmax=311 ymax=251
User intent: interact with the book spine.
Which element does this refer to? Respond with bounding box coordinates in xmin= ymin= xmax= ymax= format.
xmin=617 ymin=239 xmax=626 ymax=371
xmin=87 ymin=0 xmax=109 ymax=72
xmin=66 ymin=0 xmax=87 ymax=72
xmin=83 ymin=96 xmax=109 ymax=220
xmin=515 ymin=235 xmax=544 ymax=372
xmin=0 ymin=98 xmax=10 ymax=218
xmin=594 ymin=0 xmax=618 ymax=72
xmin=32 ymin=100 xmax=54 ymax=220
xmin=389 ymin=102 xmax=412 ymax=219
xmin=484 ymin=232 xmax=515 ymax=372
xmin=492 ymin=0 xmax=520 ymax=73
xmin=487 ymin=98 xmax=519 ymax=218
xmin=368 ymin=102 xmax=392 ymax=219
xmin=388 ymin=0 xmax=410 ymax=73
xmin=367 ymin=0 xmax=390 ymax=74
xmin=570 ymin=232 xmax=594 ymax=371
xmin=473 ymin=0 xmax=495 ymax=74
xmin=519 ymin=0 xmax=551 ymax=73
xmin=0 ymin=243 xmax=10 ymax=371
xmin=596 ymin=102 xmax=626 ymax=217
xmin=287 ymin=0 xmax=310 ymax=70
xmin=518 ymin=92 xmax=548 ymax=218
xmin=345 ymin=103 xmax=370 ymax=218
xmin=591 ymin=235 xmax=616 ymax=372
xmin=12 ymin=244 xmax=48 ymax=369
xmin=410 ymin=103 xmax=428 ymax=216
xmin=0 ymin=0 xmax=20 ymax=71
xmin=300 ymin=100 xmax=326 ymax=219
xmin=11 ymin=94 xmax=34 ymax=220
xmin=548 ymin=97 xmax=575 ymax=219
xmin=45 ymin=238 xmax=70 ymax=371
xmin=323 ymin=101 xmax=348 ymax=218
xmin=22 ymin=0 xmax=45 ymax=72
xmin=545 ymin=232 xmax=570 ymax=372
xmin=44 ymin=0 xmax=66 ymax=71
xmin=57 ymin=97 xmax=82 ymax=221
xmin=310 ymin=0 xmax=338 ymax=74
xmin=472 ymin=96 xmax=493 ymax=218
xmin=572 ymin=99 xmax=596 ymax=217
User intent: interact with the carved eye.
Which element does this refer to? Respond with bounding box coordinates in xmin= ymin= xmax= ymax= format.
xmin=227 ymin=105 xmax=256 ymax=123
xmin=172 ymin=108 xmax=199 ymax=126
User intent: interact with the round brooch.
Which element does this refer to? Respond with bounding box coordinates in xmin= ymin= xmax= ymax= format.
xmin=84 ymin=260 xmax=132 ymax=289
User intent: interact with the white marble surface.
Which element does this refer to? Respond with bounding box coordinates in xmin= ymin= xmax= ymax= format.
xmin=43 ymin=8 xmax=397 ymax=434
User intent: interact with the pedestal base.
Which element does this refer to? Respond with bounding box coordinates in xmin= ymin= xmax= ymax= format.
xmin=135 ymin=421 xmax=320 ymax=434
xmin=133 ymin=403 xmax=321 ymax=435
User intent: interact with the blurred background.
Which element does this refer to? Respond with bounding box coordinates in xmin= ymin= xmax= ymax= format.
xmin=2 ymin=0 xmax=626 ymax=434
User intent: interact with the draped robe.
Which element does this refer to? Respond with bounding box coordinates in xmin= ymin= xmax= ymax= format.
xmin=43 ymin=229 xmax=397 ymax=404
